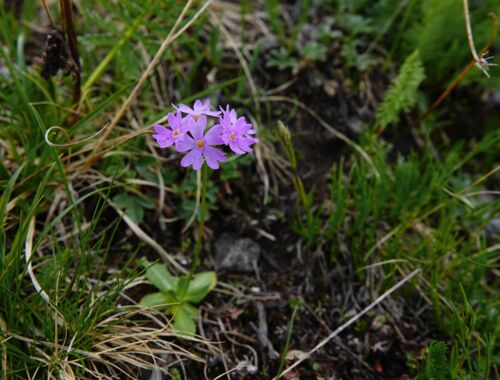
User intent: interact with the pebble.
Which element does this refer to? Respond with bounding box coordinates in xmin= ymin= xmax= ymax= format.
xmin=215 ymin=233 xmax=261 ymax=273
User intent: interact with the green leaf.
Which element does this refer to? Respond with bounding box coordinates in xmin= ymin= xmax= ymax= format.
xmin=182 ymin=271 xmax=217 ymax=304
xmin=302 ymin=41 xmax=327 ymax=62
xmin=172 ymin=304 xmax=198 ymax=335
xmin=112 ymin=193 xmax=155 ymax=224
xmin=176 ymin=276 xmax=190 ymax=298
xmin=0 ymin=162 xmax=25 ymax=227
xmin=144 ymin=263 xmax=178 ymax=293
xmin=139 ymin=292 xmax=171 ymax=310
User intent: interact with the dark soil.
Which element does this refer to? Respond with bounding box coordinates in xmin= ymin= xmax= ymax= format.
xmin=128 ymin=57 xmax=443 ymax=379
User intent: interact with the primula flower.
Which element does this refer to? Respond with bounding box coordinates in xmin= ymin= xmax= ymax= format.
xmin=152 ymin=111 xmax=188 ymax=148
xmin=174 ymin=99 xmax=220 ymax=121
xmin=219 ymin=107 xmax=257 ymax=154
xmin=219 ymin=105 xmax=238 ymax=124
xmin=175 ymin=115 xmax=226 ymax=170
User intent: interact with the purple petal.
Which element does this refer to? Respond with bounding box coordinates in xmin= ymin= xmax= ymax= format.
xmin=175 ymin=136 xmax=195 ymax=152
xmin=229 ymin=109 xmax=238 ymax=123
xmin=167 ymin=111 xmax=182 ymax=129
xmin=193 ymin=99 xmax=203 ymax=111
xmin=179 ymin=117 xmax=190 ymax=132
xmin=175 ymin=104 xmax=194 ymax=114
xmin=235 ymin=118 xmax=253 ymax=134
xmin=204 ymin=125 xmax=223 ymax=146
xmin=154 ymin=124 xmax=170 ymax=137
xmin=229 ymin=141 xmax=245 ymax=154
xmin=154 ymin=136 xmax=174 ymax=148
xmin=203 ymin=146 xmax=226 ymax=169
xmin=180 ymin=150 xmax=201 ymax=168
xmin=204 ymin=110 xmax=222 ymax=117
xmin=192 ymin=151 xmax=204 ymax=170
xmin=238 ymin=137 xmax=255 ymax=152
xmin=189 ymin=115 xmax=207 ymax=140
xmin=203 ymin=151 xmax=219 ymax=169
xmin=219 ymin=115 xmax=232 ymax=130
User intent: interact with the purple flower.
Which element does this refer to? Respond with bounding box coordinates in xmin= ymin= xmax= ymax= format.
xmin=152 ymin=111 xmax=189 ymax=148
xmin=174 ymin=99 xmax=220 ymax=121
xmin=218 ymin=107 xmax=257 ymax=154
xmin=219 ymin=105 xmax=238 ymax=124
xmin=175 ymin=115 xmax=226 ymax=170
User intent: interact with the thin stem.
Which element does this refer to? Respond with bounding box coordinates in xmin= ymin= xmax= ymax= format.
xmin=178 ymin=167 xmax=207 ymax=299
xmin=275 ymin=303 xmax=300 ymax=379
xmin=60 ymin=0 xmax=81 ymax=105
xmin=41 ymin=0 xmax=56 ymax=27
xmin=463 ymin=0 xmax=481 ymax=62
xmin=193 ymin=164 xmax=208 ymax=272
xmin=462 ymin=0 xmax=496 ymax=77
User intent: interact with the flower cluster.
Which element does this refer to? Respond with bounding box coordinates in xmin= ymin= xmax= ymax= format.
xmin=152 ymin=99 xmax=257 ymax=170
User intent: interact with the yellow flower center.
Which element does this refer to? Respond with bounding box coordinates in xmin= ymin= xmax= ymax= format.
xmin=229 ymin=133 xmax=237 ymax=141
xmin=193 ymin=114 xmax=200 ymax=121
xmin=196 ymin=140 xmax=204 ymax=148
xmin=172 ymin=130 xmax=180 ymax=137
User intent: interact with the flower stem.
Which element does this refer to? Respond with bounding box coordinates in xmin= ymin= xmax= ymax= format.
xmin=179 ymin=165 xmax=208 ymax=299
xmin=193 ymin=164 xmax=208 ymax=271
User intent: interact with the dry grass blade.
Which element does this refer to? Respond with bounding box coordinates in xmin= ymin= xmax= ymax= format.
xmin=7 ymin=307 xmax=209 ymax=378
xmin=88 ymin=0 xmax=215 ymax=166
xmin=25 ymin=216 xmax=51 ymax=304
xmin=107 ymin=199 xmax=188 ymax=274
xmin=274 ymin=269 xmax=421 ymax=379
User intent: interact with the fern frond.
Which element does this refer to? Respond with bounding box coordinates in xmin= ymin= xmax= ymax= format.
xmin=375 ymin=50 xmax=425 ymax=129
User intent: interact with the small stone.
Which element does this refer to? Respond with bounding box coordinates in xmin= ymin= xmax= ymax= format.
xmin=215 ymin=233 xmax=261 ymax=272
xmin=250 ymin=286 xmax=261 ymax=293
xmin=245 ymin=364 xmax=258 ymax=374
xmin=347 ymin=118 xmax=364 ymax=135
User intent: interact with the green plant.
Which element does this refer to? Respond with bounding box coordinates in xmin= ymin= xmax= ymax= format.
xmin=421 ymin=341 xmax=450 ymax=380
xmin=275 ymin=299 xmax=302 ymax=379
xmin=112 ymin=192 xmax=155 ymax=224
xmin=375 ymin=50 xmax=425 ymax=130
xmin=267 ymin=47 xmax=299 ymax=71
xmin=277 ymin=121 xmax=321 ymax=246
xmin=140 ymin=261 xmax=217 ymax=335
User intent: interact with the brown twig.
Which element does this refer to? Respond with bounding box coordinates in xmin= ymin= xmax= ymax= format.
xmin=41 ymin=0 xmax=56 ymax=27
xmin=60 ymin=0 xmax=81 ymax=105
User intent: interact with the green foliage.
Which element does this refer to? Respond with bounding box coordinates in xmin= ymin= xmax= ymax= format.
xmin=112 ymin=192 xmax=155 ymax=224
xmin=318 ymin=129 xmax=500 ymax=376
xmin=403 ymin=0 xmax=500 ymax=85
xmin=340 ymin=39 xmax=375 ymax=72
xmin=140 ymin=261 xmax=217 ymax=335
xmin=302 ymin=41 xmax=328 ymax=62
xmin=375 ymin=50 xmax=425 ymax=129
xmin=263 ymin=0 xmax=285 ymax=40
xmin=177 ymin=171 xmax=218 ymax=222
xmin=422 ymin=341 xmax=450 ymax=380
xmin=277 ymin=121 xmax=322 ymax=246
xmin=268 ymin=47 xmax=299 ymax=71
xmin=420 ymin=289 xmax=497 ymax=379
xmin=1 ymin=0 xmax=499 ymax=378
